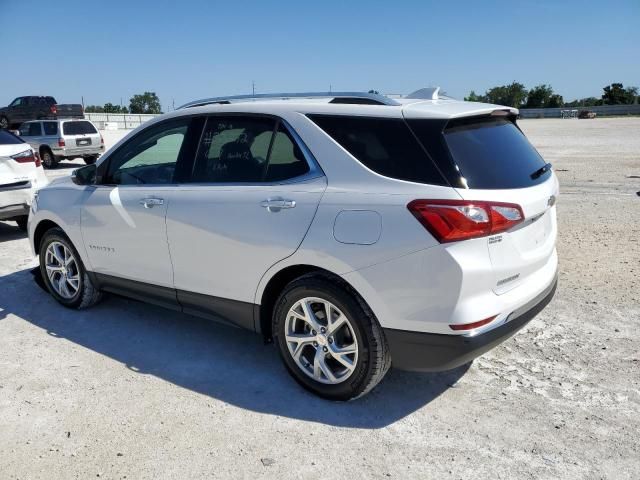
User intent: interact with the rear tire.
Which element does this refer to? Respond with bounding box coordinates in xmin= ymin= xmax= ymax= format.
xmin=273 ymin=274 xmax=391 ymax=400
xmin=41 ymin=149 xmax=57 ymax=169
xmin=84 ymin=155 xmax=98 ymax=165
xmin=39 ymin=228 xmax=102 ymax=309
xmin=15 ymin=216 xmax=28 ymax=231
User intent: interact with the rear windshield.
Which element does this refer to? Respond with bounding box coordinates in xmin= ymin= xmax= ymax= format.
xmin=63 ymin=121 xmax=97 ymax=135
xmin=307 ymin=115 xmax=447 ymax=186
xmin=0 ymin=130 xmax=24 ymax=145
xmin=410 ymin=117 xmax=550 ymax=190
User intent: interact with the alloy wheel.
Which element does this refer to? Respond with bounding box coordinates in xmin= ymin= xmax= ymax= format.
xmin=284 ymin=297 xmax=358 ymax=385
xmin=45 ymin=241 xmax=80 ymax=299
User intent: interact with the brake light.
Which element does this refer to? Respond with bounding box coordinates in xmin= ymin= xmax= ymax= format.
xmin=407 ymin=199 xmax=524 ymax=243
xmin=11 ymin=149 xmax=37 ymax=164
xmin=50 ymin=104 xmax=58 ymax=115
xmin=58 ymin=138 xmax=65 ymax=147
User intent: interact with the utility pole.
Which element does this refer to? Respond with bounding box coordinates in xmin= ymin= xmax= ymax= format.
xmin=172 ymin=99 xmax=175 ymax=111
xmin=252 ymin=81 xmax=255 ymax=96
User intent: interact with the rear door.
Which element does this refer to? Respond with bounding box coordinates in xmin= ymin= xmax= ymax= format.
xmin=61 ymin=120 xmax=101 ymax=155
xmin=165 ymin=115 xmax=326 ymax=328
xmin=408 ymin=115 xmax=558 ymax=294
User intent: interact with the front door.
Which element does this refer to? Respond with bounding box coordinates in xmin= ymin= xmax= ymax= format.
xmin=166 ymin=116 xmax=326 ymax=328
xmin=81 ymin=117 xmax=198 ymax=305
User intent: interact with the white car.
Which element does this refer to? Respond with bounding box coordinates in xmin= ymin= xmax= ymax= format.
xmin=0 ymin=130 xmax=48 ymax=230
xmin=28 ymin=90 xmax=558 ymax=400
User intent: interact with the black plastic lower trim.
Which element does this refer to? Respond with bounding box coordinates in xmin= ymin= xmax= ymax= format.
xmin=384 ymin=275 xmax=558 ymax=372
xmin=90 ymin=273 xmax=255 ymax=331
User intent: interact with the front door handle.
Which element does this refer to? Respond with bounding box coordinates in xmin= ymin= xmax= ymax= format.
xmin=260 ymin=197 xmax=296 ymax=212
xmin=139 ymin=197 xmax=164 ymax=209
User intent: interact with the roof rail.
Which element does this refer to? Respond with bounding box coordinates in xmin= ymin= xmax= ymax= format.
xmin=178 ymin=91 xmax=400 ymax=109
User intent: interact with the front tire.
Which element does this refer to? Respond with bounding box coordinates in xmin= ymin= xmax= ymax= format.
xmin=0 ymin=116 xmax=8 ymax=129
xmin=39 ymin=228 xmax=102 ymax=309
xmin=273 ymin=274 xmax=391 ymax=400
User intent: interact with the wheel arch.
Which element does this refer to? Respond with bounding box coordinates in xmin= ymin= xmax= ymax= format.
xmin=257 ymin=264 xmax=363 ymax=341
xmin=33 ymin=219 xmax=63 ymax=254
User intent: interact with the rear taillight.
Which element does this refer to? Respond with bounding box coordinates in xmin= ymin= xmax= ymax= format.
xmin=58 ymin=138 xmax=65 ymax=147
xmin=11 ymin=149 xmax=37 ymax=164
xmin=50 ymin=104 xmax=58 ymax=115
xmin=407 ymin=199 xmax=524 ymax=243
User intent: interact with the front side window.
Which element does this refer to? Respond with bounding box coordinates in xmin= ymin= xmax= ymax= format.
xmin=43 ymin=122 xmax=58 ymax=136
xmin=20 ymin=122 xmax=42 ymax=137
xmin=104 ymin=119 xmax=190 ymax=185
xmin=63 ymin=121 xmax=97 ymax=135
xmin=9 ymin=98 xmax=24 ymax=107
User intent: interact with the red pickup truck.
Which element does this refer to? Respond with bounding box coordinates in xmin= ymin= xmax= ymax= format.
xmin=0 ymin=96 xmax=84 ymax=130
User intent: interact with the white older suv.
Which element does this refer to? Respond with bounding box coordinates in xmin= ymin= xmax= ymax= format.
xmin=28 ymin=90 xmax=558 ymax=400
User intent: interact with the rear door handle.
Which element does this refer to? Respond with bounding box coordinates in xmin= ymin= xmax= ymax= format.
xmin=260 ymin=197 xmax=296 ymax=212
xmin=139 ymin=197 xmax=164 ymax=209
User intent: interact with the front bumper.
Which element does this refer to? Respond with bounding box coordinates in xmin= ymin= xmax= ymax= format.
xmin=384 ymin=274 xmax=558 ymax=372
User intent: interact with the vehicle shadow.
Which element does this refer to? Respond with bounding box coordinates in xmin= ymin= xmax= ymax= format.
xmin=0 ymin=221 xmax=27 ymax=243
xmin=50 ymin=160 xmax=86 ymax=170
xmin=0 ymin=268 xmax=469 ymax=428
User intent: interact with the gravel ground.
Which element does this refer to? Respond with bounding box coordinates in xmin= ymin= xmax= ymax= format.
xmin=1 ymin=118 xmax=639 ymax=479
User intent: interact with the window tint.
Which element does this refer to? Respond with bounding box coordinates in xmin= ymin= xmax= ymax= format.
xmin=63 ymin=121 xmax=97 ymax=135
xmin=308 ymin=115 xmax=447 ymax=186
xmin=0 ymin=130 xmax=24 ymax=145
xmin=191 ymin=116 xmax=275 ymax=183
xmin=105 ymin=119 xmax=189 ymax=185
xmin=264 ymin=125 xmax=310 ymax=182
xmin=19 ymin=122 xmax=42 ymax=137
xmin=9 ymin=98 xmax=24 ymax=107
xmin=440 ymin=118 xmax=549 ymax=189
xmin=43 ymin=122 xmax=58 ymax=136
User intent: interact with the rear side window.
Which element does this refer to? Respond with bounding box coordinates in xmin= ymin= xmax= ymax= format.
xmin=264 ymin=125 xmax=310 ymax=182
xmin=308 ymin=115 xmax=447 ymax=186
xmin=409 ymin=118 xmax=550 ymax=190
xmin=0 ymin=130 xmax=24 ymax=144
xmin=43 ymin=122 xmax=58 ymax=135
xmin=63 ymin=121 xmax=97 ymax=135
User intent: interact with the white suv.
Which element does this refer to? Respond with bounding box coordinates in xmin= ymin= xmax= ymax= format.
xmin=28 ymin=91 xmax=558 ymax=400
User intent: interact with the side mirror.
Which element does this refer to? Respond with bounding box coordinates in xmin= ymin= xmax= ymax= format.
xmin=71 ymin=164 xmax=97 ymax=185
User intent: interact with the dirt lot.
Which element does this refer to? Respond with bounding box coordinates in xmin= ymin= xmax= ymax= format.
xmin=1 ymin=118 xmax=639 ymax=479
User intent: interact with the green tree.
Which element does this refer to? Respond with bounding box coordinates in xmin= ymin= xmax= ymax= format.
xmin=525 ymin=84 xmax=554 ymax=108
xmin=484 ymin=82 xmax=528 ymax=108
xmin=565 ymin=97 xmax=601 ymax=107
xmin=601 ymin=83 xmax=637 ymax=105
xmin=103 ymin=102 xmax=121 ymax=113
xmin=129 ymin=92 xmax=162 ymax=114
xmin=546 ymin=94 xmax=564 ymax=108
xmin=464 ymin=90 xmax=486 ymax=102
xmin=85 ymin=105 xmax=104 ymax=113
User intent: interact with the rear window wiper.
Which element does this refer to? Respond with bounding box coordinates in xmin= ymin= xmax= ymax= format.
xmin=530 ymin=163 xmax=552 ymax=180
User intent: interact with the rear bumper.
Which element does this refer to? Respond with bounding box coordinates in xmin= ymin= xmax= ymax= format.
xmin=384 ymin=274 xmax=558 ymax=372
xmin=0 ymin=183 xmax=33 ymax=220
xmin=0 ymin=202 xmax=30 ymax=220
xmin=53 ymin=145 xmax=104 ymax=158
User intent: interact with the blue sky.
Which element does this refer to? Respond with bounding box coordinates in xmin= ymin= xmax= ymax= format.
xmin=1 ymin=0 xmax=638 ymax=109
